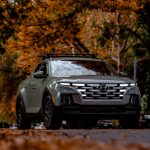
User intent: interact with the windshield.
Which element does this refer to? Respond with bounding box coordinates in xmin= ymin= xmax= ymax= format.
xmin=51 ymin=60 xmax=117 ymax=77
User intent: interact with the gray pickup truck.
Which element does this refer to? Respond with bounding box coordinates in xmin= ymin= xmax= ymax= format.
xmin=16 ymin=54 xmax=141 ymax=129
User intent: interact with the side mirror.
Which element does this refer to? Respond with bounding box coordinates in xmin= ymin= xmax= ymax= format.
xmin=33 ymin=71 xmax=47 ymax=78
xmin=118 ymin=72 xmax=128 ymax=77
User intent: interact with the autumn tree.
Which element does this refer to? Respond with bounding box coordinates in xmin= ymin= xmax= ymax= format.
xmin=134 ymin=0 xmax=150 ymax=112
xmin=96 ymin=1 xmax=139 ymax=72
xmin=0 ymin=0 xmax=19 ymax=54
xmin=5 ymin=0 xmax=140 ymax=73
xmin=0 ymin=0 xmax=19 ymax=99
xmin=7 ymin=0 xmax=94 ymax=73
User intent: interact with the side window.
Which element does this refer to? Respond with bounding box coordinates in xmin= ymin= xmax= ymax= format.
xmin=34 ymin=64 xmax=42 ymax=73
xmin=40 ymin=63 xmax=48 ymax=75
xmin=34 ymin=63 xmax=48 ymax=75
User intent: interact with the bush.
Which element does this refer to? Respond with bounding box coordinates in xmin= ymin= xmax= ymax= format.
xmin=141 ymin=72 xmax=150 ymax=113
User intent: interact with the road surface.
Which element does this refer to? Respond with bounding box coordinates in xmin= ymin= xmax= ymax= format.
xmin=0 ymin=128 xmax=150 ymax=150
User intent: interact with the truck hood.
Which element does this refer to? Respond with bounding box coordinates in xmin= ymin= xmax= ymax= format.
xmin=57 ymin=75 xmax=135 ymax=84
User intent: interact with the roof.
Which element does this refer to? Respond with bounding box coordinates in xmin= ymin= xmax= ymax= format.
xmin=39 ymin=54 xmax=97 ymax=60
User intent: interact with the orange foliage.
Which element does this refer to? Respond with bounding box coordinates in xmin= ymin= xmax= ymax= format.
xmin=5 ymin=0 xmax=140 ymax=73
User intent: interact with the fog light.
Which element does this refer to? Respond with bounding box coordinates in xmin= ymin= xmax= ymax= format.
xmin=130 ymin=95 xmax=139 ymax=106
xmin=61 ymin=94 xmax=73 ymax=105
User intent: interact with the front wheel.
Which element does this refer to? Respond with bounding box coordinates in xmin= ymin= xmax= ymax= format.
xmin=44 ymin=96 xmax=62 ymax=129
xmin=16 ymin=101 xmax=31 ymax=129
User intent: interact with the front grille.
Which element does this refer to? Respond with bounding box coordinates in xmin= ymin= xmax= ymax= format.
xmin=70 ymin=83 xmax=133 ymax=100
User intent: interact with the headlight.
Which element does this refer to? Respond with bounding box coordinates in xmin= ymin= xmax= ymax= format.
xmin=72 ymin=83 xmax=85 ymax=86
xmin=59 ymin=82 xmax=70 ymax=86
xmin=120 ymin=84 xmax=129 ymax=87
xmin=130 ymin=83 xmax=136 ymax=86
xmin=126 ymin=86 xmax=141 ymax=95
xmin=130 ymin=94 xmax=140 ymax=106
xmin=58 ymin=82 xmax=79 ymax=94
xmin=120 ymin=83 xmax=136 ymax=87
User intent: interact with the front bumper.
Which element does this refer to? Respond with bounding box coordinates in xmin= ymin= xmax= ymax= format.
xmin=60 ymin=104 xmax=141 ymax=120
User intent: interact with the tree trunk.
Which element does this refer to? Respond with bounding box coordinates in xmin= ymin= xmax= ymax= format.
xmin=117 ymin=40 xmax=128 ymax=72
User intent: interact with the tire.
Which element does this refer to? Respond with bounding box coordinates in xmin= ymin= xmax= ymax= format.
xmin=16 ymin=101 xmax=31 ymax=129
xmin=44 ymin=96 xmax=62 ymax=129
xmin=119 ymin=116 xmax=140 ymax=129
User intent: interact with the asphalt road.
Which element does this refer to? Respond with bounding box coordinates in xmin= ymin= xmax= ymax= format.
xmin=54 ymin=129 xmax=150 ymax=146
xmin=1 ymin=128 xmax=150 ymax=150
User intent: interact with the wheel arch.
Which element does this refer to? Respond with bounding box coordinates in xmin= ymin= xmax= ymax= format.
xmin=16 ymin=94 xmax=26 ymax=114
xmin=42 ymin=88 xmax=53 ymax=110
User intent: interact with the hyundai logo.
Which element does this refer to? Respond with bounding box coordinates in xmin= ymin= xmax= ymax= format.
xmin=98 ymin=84 xmax=108 ymax=92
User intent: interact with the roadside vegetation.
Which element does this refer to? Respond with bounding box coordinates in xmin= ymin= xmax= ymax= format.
xmin=0 ymin=0 xmax=150 ymax=123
